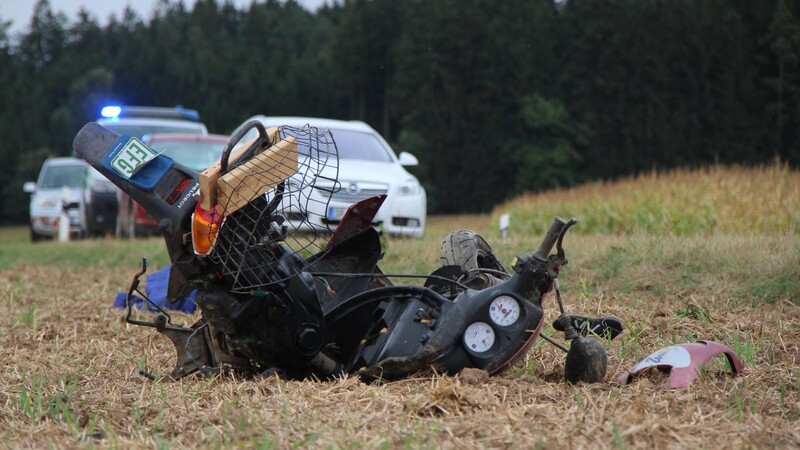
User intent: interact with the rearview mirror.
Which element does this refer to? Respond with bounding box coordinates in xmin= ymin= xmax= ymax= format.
xmin=398 ymin=152 xmax=418 ymax=167
xmin=23 ymin=182 xmax=36 ymax=193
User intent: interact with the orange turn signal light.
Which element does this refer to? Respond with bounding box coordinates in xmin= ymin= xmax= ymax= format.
xmin=191 ymin=203 xmax=224 ymax=256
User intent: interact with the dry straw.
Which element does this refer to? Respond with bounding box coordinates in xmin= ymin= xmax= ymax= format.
xmin=1 ymin=164 xmax=799 ymax=448
xmin=495 ymin=163 xmax=800 ymax=236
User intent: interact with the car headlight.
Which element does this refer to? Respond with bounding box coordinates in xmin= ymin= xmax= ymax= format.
xmin=398 ymin=180 xmax=421 ymax=196
xmin=35 ymin=197 xmax=58 ymax=209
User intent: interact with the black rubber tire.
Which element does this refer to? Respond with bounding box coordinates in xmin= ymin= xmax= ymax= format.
xmin=85 ymin=205 xmax=104 ymax=238
xmin=439 ymin=229 xmax=502 ymax=270
xmin=439 ymin=229 xmax=506 ymax=289
xmin=30 ymin=225 xmax=48 ymax=243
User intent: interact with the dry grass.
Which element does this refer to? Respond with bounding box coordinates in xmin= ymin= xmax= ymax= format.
xmin=493 ymin=163 xmax=800 ymax=236
xmin=1 ymin=164 xmax=799 ymax=448
xmin=1 ymin=231 xmax=798 ymax=449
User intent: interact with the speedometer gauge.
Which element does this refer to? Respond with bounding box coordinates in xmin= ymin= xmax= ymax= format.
xmin=489 ymin=295 xmax=520 ymax=326
xmin=464 ymin=322 xmax=495 ymax=353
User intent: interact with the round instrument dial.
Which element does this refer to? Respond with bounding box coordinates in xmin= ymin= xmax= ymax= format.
xmin=464 ymin=322 xmax=495 ymax=353
xmin=489 ymin=295 xmax=520 ymax=326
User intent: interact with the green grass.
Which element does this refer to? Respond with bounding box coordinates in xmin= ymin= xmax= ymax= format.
xmin=2 ymin=218 xmax=797 ymax=306
xmin=574 ymin=234 xmax=800 ymax=304
xmin=0 ymin=227 xmax=171 ymax=270
xmin=1 ymin=214 xmax=799 ymax=448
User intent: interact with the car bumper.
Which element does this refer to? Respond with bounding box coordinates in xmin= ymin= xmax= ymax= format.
xmin=375 ymin=193 xmax=426 ymax=237
xmin=31 ymin=215 xmax=84 ymax=236
xmin=281 ymin=193 xmax=426 ymax=238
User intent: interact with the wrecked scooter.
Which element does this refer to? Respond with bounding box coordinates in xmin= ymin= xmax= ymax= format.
xmin=73 ymin=120 xmax=621 ymax=383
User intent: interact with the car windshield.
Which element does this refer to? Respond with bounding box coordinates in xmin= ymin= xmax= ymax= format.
xmin=103 ymin=125 xmax=204 ymax=139
xmin=149 ymin=140 xmax=225 ymax=171
xmin=325 ymin=129 xmax=393 ymax=162
xmin=40 ymin=164 xmax=86 ymax=189
xmin=237 ymin=126 xmax=394 ymax=162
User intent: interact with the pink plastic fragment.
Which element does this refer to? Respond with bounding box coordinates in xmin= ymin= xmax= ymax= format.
xmin=614 ymin=340 xmax=744 ymax=389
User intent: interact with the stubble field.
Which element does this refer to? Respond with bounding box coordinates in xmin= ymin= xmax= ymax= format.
xmin=1 ymin=164 xmax=798 ymax=449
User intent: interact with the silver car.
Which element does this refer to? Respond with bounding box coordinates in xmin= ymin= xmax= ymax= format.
xmin=231 ymin=116 xmax=427 ymax=237
xmin=24 ymin=157 xmax=117 ymax=241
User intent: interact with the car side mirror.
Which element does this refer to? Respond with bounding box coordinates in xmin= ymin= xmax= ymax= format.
xmin=23 ymin=182 xmax=36 ymax=193
xmin=398 ymin=152 xmax=419 ymax=167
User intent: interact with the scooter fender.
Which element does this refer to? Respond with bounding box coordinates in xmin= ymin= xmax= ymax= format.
xmin=615 ymin=340 xmax=745 ymax=389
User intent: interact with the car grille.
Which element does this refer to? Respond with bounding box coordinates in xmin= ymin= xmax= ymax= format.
xmin=329 ymin=188 xmax=388 ymax=203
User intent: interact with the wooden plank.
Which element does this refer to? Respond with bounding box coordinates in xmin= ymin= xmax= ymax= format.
xmin=198 ymin=126 xmax=279 ymax=210
xmin=215 ymin=135 xmax=298 ymax=215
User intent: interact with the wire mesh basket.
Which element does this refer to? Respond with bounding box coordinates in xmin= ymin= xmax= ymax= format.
xmin=209 ymin=122 xmax=340 ymax=292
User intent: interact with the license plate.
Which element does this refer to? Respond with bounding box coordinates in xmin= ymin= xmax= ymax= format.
xmin=110 ymin=137 xmax=158 ymax=179
xmin=327 ymin=206 xmax=348 ymax=221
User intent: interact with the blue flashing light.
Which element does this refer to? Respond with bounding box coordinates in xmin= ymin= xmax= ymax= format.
xmin=101 ymin=105 xmax=122 ymax=118
xmin=176 ymin=106 xmax=200 ymax=121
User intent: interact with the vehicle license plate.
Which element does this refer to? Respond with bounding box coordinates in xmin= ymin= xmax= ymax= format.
xmin=110 ymin=137 xmax=158 ymax=179
xmin=327 ymin=206 xmax=348 ymax=221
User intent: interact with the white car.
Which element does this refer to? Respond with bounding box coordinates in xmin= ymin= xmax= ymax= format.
xmin=231 ymin=116 xmax=427 ymax=237
xmin=23 ymin=157 xmax=117 ymax=241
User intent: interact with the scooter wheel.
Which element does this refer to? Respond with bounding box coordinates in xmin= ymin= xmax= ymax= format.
xmin=439 ymin=229 xmax=505 ymax=289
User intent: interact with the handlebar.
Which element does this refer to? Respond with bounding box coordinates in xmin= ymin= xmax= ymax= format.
xmin=219 ymin=120 xmax=271 ymax=173
xmin=556 ymin=218 xmax=578 ymax=257
xmin=533 ymin=217 xmax=567 ymax=261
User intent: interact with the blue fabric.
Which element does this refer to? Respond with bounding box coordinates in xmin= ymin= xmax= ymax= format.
xmin=112 ymin=265 xmax=197 ymax=314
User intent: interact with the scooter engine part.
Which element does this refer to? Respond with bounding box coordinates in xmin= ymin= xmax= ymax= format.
xmin=463 ymin=322 xmax=495 ymax=353
xmin=489 ymin=295 xmax=520 ymax=327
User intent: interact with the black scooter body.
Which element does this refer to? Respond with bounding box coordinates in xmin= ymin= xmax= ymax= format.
xmin=73 ymin=122 xmax=202 ymax=297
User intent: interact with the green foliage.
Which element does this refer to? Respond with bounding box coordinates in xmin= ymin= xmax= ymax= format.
xmin=17 ymin=372 xmax=81 ymax=430
xmin=1 ymin=0 xmax=799 ymax=221
xmin=676 ymin=301 xmax=712 ymax=323
xmin=764 ymin=0 xmax=800 ymax=157
xmin=516 ymin=94 xmax=586 ymax=193
xmin=21 ymin=304 xmax=37 ymax=327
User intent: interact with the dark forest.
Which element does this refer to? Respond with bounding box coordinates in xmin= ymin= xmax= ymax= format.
xmin=1 ymin=0 xmax=798 ymax=222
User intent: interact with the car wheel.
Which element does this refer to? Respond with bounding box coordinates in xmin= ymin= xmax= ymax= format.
xmin=30 ymin=225 xmax=48 ymax=243
xmin=85 ymin=205 xmax=102 ymax=238
xmin=84 ymin=205 xmax=93 ymax=237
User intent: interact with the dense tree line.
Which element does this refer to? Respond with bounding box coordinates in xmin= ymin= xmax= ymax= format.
xmin=1 ymin=0 xmax=798 ymax=222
